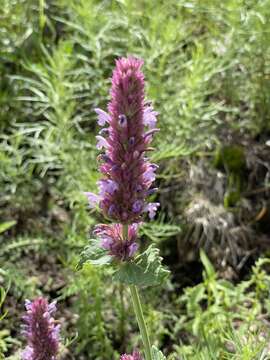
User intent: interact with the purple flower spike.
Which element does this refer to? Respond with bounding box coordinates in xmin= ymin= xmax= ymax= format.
xmin=94 ymin=223 xmax=139 ymax=261
xmin=120 ymin=350 xmax=143 ymax=360
xmin=21 ymin=297 xmax=60 ymax=360
xmin=87 ymin=57 xmax=159 ymax=223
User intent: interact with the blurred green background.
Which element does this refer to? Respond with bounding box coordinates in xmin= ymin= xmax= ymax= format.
xmin=1 ymin=1 xmax=270 ymax=359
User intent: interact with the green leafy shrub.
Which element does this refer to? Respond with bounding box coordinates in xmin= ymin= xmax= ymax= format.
xmin=172 ymin=252 xmax=270 ymax=359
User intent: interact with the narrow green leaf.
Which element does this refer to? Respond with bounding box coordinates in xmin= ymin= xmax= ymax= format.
xmin=0 ymin=221 xmax=16 ymax=234
xmin=200 ymin=249 xmax=216 ymax=279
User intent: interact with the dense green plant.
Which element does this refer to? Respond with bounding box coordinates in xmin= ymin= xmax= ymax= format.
xmin=172 ymin=252 xmax=270 ymax=359
xmin=0 ymin=286 xmax=8 ymax=359
xmin=60 ymin=264 xmax=117 ymax=359
xmin=1 ymin=0 xmax=270 ymax=359
xmin=184 ymin=0 xmax=270 ymax=134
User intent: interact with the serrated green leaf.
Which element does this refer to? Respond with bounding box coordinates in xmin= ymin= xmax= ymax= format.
xmin=0 ymin=221 xmax=16 ymax=234
xmin=152 ymin=346 xmax=166 ymax=360
xmin=113 ymin=245 xmax=170 ymax=287
xmin=77 ymin=238 xmax=112 ymax=270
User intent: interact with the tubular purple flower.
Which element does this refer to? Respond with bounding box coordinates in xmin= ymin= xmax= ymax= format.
xmin=86 ymin=57 xmax=159 ymax=223
xmin=144 ymin=202 xmax=160 ymax=219
xmin=120 ymin=350 xmax=143 ymax=360
xmin=21 ymin=297 xmax=60 ymax=360
xmin=143 ymin=103 xmax=159 ymax=129
xmin=94 ymin=108 xmax=111 ymax=126
xmin=94 ymin=223 xmax=139 ymax=261
xmin=84 ymin=192 xmax=100 ymax=208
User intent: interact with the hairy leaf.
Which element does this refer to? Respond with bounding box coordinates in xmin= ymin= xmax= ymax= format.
xmin=113 ymin=245 xmax=170 ymax=287
xmin=152 ymin=346 xmax=166 ymax=360
xmin=77 ymin=238 xmax=112 ymax=270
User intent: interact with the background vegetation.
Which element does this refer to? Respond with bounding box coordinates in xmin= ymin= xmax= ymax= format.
xmin=1 ymin=0 xmax=270 ymax=359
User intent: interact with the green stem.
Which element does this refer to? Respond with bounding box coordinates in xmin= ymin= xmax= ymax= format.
xmin=39 ymin=0 xmax=46 ymax=31
xmin=122 ymin=224 xmax=152 ymax=360
xmin=119 ymin=283 xmax=126 ymax=349
xmin=129 ymin=284 xmax=152 ymax=360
